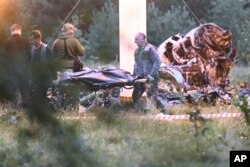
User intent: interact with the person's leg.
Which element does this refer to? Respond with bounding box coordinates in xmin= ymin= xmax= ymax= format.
xmin=56 ymin=69 xmax=80 ymax=111
xmin=147 ymin=81 xmax=169 ymax=114
xmin=66 ymin=84 xmax=80 ymax=111
xmin=145 ymin=79 xmax=159 ymax=112
xmin=132 ymin=82 xmax=145 ymax=112
xmin=5 ymin=76 xmax=21 ymax=108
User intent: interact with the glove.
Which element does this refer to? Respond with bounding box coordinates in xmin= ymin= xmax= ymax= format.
xmin=147 ymin=75 xmax=154 ymax=82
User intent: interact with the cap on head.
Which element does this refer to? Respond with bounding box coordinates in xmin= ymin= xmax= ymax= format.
xmin=61 ymin=23 xmax=77 ymax=32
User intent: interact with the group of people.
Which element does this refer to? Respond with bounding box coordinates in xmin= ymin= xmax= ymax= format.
xmin=2 ymin=22 xmax=162 ymax=113
xmin=2 ymin=23 xmax=85 ymax=109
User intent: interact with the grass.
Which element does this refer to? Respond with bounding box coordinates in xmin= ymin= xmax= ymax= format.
xmin=0 ymin=108 xmax=249 ymax=167
xmin=0 ymin=65 xmax=250 ymax=167
xmin=102 ymin=119 xmax=247 ymax=167
xmin=229 ymin=65 xmax=250 ymax=83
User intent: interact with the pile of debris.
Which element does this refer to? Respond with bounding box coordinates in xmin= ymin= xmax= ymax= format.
xmin=51 ymin=23 xmax=250 ymax=111
xmin=157 ymin=23 xmax=239 ymax=106
xmin=158 ymin=23 xmax=236 ymax=88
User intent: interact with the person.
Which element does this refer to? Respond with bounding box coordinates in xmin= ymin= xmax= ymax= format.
xmin=52 ymin=22 xmax=85 ymax=71
xmin=28 ymin=30 xmax=56 ymax=102
xmin=3 ymin=23 xmax=30 ymax=108
xmin=132 ymin=32 xmax=161 ymax=113
xmin=52 ymin=23 xmax=85 ymax=111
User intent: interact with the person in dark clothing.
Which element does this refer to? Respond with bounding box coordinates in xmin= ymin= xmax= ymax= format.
xmin=132 ymin=32 xmax=161 ymax=113
xmin=4 ymin=23 xmax=30 ymax=108
xmin=52 ymin=23 xmax=85 ymax=111
xmin=28 ymin=30 xmax=56 ymax=101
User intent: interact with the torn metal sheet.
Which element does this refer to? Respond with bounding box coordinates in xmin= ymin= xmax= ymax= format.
xmin=158 ymin=23 xmax=236 ymax=88
xmin=156 ymin=23 xmax=239 ymax=107
xmin=159 ymin=66 xmax=185 ymax=92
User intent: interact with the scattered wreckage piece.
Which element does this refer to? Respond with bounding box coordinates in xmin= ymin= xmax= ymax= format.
xmin=158 ymin=23 xmax=236 ymax=88
xmin=159 ymin=66 xmax=185 ymax=92
xmin=79 ymin=88 xmax=121 ymax=110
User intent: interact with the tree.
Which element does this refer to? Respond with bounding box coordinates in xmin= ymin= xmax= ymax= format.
xmin=207 ymin=0 xmax=250 ymax=64
xmin=148 ymin=0 xmax=212 ymax=20
xmin=84 ymin=0 xmax=119 ymax=63
xmin=147 ymin=2 xmax=164 ymax=46
xmin=20 ymin=0 xmax=82 ymax=42
xmin=147 ymin=3 xmax=197 ymax=46
xmin=147 ymin=0 xmax=180 ymax=12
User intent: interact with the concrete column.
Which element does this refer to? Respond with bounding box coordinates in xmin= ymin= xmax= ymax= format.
xmin=119 ymin=0 xmax=146 ymax=73
xmin=119 ymin=0 xmax=146 ymax=102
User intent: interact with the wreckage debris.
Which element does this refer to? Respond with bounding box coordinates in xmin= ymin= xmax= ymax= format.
xmin=49 ymin=23 xmax=249 ymax=111
xmin=158 ymin=23 xmax=236 ymax=88
xmin=157 ymin=23 xmax=241 ymax=106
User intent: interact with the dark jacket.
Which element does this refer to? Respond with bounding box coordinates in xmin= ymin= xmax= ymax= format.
xmin=134 ymin=43 xmax=161 ymax=77
xmin=4 ymin=34 xmax=30 ymax=62
xmin=4 ymin=34 xmax=30 ymax=74
xmin=52 ymin=31 xmax=85 ymax=68
xmin=29 ymin=43 xmax=56 ymax=82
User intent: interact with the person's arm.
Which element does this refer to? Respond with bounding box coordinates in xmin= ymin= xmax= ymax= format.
xmin=46 ymin=46 xmax=57 ymax=80
xmin=46 ymin=46 xmax=53 ymax=61
xmin=74 ymin=39 xmax=85 ymax=57
xmin=51 ymin=39 xmax=60 ymax=58
xmin=149 ymin=45 xmax=161 ymax=76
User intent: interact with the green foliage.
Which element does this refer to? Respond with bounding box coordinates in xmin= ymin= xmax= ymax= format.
xmin=158 ymin=5 xmax=197 ymax=36
xmin=150 ymin=0 xmax=212 ymax=20
xmin=147 ymin=2 xmax=164 ymax=45
xmin=207 ymin=0 xmax=250 ymax=64
xmin=234 ymin=95 xmax=250 ymax=125
xmin=20 ymin=0 xmax=82 ymax=42
xmin=179 ymin=0 xmax=212 ymax=20
xmin=84 ymin=0 xmax=119 ymax=63
xmin=1 ymin=2 xmax=250 ymax=166
xmin=0 ymin=105 xmax=100 ymax=167
xmin=147 ymin=3 xmax=197 ymax=46
xmin=1 ymin=108 xmax=249 ymax=167
xmin=238 ymin=19 xmax=250 ymax=63
xmin=148 ymin=0 xmax=180 ymax=11
xmin=229 ymin=66 xmax=250 ymax=83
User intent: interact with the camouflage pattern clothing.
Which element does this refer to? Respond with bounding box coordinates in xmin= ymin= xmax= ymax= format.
xmin=132 ymin=42 xmax=161 ymax=112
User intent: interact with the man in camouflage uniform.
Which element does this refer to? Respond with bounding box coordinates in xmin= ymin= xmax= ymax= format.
xmin=132 ymin=32 xmax=161 ymax=112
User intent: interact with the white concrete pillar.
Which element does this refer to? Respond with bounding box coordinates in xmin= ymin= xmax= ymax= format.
xmin=119 ymin=0 xmax=147 ymax=102
xmin=119 ymin=0 xmax=146 ymax=73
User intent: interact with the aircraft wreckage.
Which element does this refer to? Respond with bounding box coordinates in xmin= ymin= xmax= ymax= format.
xmin=158 ymin=23 xmax=236 ymax=88
xmin=157 ymin=23 xmax=239 ymax=107
xmin=52 ymin=23 xmax=247 ymax=111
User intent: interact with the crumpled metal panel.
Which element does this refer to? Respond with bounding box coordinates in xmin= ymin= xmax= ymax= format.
xmin=159 ymin=66 xmax=185 ymax=92
xmin=158 ymin=23 xmax=237 ymax=88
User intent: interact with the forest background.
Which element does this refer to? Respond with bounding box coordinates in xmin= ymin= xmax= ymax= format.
xmin=0 ymin=1 xmax=250 ymax=167
xmin=0 ymin=0 xmax=249 ymax=65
